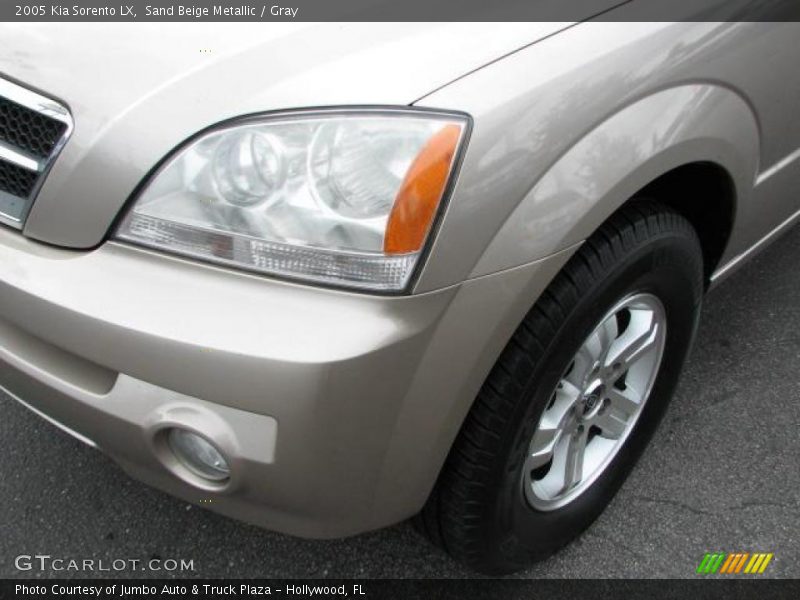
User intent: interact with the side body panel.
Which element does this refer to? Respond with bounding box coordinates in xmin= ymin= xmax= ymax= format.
xmin=414 ymin=22 xmax=800 ymax=292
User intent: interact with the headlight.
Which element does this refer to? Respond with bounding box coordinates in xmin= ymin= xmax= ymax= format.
xmin=116 ymin=109 xmax=468 ymax=292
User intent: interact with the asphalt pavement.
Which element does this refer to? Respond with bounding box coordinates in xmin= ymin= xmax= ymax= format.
xmin=2 ymin=225 xmax=800 ymax=579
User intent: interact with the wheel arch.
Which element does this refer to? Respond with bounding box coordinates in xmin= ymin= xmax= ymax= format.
xmin=470 ymin=84 xmax=759 ymax=284
xmin=633 ymin=162 xmax=736 ymax=282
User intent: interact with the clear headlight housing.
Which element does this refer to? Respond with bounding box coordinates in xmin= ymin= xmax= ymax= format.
xmin=116 ymin=109 xmax=468 ymax=292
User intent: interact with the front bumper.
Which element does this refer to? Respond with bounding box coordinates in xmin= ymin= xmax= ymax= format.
xmin=0 ymin=226 xmax=574 ymax=537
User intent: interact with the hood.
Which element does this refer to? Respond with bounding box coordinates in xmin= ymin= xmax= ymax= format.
xmin=0 ymin=23 xmax=571 ymax=247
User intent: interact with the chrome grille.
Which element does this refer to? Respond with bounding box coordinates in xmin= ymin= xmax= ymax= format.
xmin=0 ymin=77 xmax=72 ymax=229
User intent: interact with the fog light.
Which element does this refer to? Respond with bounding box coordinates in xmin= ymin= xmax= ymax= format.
xmin=167 ymin=428 xmax=230 ymax=482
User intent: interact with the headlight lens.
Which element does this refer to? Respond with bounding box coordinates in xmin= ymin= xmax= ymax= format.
xmin=116 ymin=110 xmax=467 ymax=291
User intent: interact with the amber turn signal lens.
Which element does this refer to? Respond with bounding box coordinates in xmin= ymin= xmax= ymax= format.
xmin=383 ymin=123 xmax=462 ymax=255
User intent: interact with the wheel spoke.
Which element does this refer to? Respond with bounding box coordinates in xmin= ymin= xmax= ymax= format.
xmin=570 ymin=316 xmax=618 ymax=384
xmin=594 ymin=408 xmax=627 ymax=439
xmin=587 ymin=316 xmax=619 ymax=364
xmin=598 ymin=315 xmax=619 ymax=360
xmin=527 ymin=381 xmax=580 ymax=470
xmin=568 ymin=345 xmax=596 ymax=386
xmin=557 ymin=379 xmax=583 ymax=406
xmin=527 ymin=427 xmax=561 ymax=470
xmin=562 ymin=427 xmax=589 ymax=491
xmin=607 ymin=385 xmax=641 ymax=415
xmin=595 ymin=386 xmax=640 ymax=439
xmin=606 ymin=308 xmax=659 ymax=370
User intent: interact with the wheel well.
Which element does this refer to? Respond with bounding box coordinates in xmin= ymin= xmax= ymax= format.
xmin=631 ymin=162 xmax=736 ymax=283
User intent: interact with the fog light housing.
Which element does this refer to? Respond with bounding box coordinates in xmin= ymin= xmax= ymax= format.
xmin=167 ymin=428 xmax=230 ymax=482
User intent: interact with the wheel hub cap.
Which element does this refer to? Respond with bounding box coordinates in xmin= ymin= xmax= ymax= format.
xmin=580 ymin=384 xmax=605 ymax=420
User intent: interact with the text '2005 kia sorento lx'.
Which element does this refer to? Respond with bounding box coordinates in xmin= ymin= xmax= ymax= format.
xmin=1 ymin=21 xmax=799 ymax=573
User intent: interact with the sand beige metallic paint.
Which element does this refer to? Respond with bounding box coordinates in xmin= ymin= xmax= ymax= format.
xmin=0 ymin=22 xmax=799 ymax=537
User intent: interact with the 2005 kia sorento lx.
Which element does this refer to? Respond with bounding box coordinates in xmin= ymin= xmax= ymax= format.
xmin=1 ymin=21 xmax=799 ymax=574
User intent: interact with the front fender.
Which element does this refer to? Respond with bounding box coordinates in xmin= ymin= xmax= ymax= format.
xmin=412 ymin=22 xmax=764 ymax=293
xmin=471 ymin=84 xmax=759 ymax=276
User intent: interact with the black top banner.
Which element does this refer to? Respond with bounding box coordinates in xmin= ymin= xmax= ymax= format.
xmin=2 ymin=0 xmax=800 ymax=22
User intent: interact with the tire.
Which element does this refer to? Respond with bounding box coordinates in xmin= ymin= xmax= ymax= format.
xmin=418 ymin=199 xmax=704 ymax=574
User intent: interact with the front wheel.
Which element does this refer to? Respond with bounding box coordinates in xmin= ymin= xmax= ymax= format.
xmin=419 ymin=200 xmax=704 ymax=574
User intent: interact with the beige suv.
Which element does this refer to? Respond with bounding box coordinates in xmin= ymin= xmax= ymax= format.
xmin=1 ymin=21 xmax=799 ymax=573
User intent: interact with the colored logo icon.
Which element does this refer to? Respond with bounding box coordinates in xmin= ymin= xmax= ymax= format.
xmin=697 ymin=552 xmax=773 ymax=574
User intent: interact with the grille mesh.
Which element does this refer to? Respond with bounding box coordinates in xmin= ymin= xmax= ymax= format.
xmin=0 ymin=96 xmax=68 ymax=160
xmin=0 ymin=158 xmax=38 ymax=198
xmin=0 ymin=80 xmax=71 ymax=226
